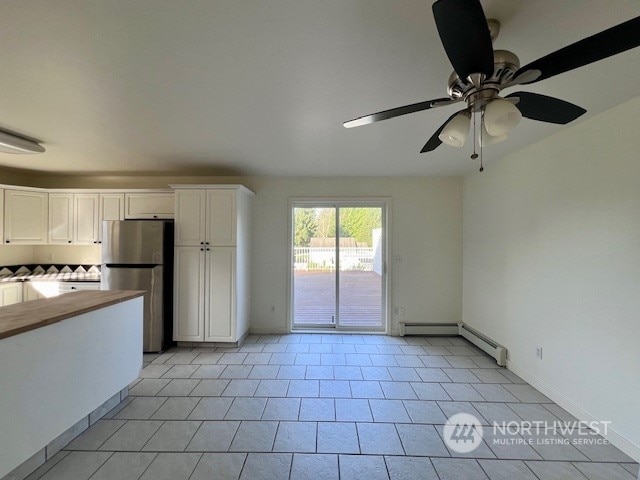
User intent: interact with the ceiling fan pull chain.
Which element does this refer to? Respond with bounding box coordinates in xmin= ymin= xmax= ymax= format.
xmin=470 ymin=109 xmax=479 ymax=160
xmin=479 ymin=112 xmax=485 ymax=172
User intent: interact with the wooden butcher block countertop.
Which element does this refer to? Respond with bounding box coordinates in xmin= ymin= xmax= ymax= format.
xmin=0 ymin=290 xmax=145 ymax=340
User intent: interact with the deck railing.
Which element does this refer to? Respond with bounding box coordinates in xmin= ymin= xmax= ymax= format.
xmin=293 ymin=247 xmax=375 ymax=271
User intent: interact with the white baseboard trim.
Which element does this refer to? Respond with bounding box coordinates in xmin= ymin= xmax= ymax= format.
xmin=507 ymin=360 xmax=640 ymax=463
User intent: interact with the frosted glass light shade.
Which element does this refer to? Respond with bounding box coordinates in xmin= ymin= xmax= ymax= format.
xmin=438 ymin=112 xmax=470 ymax=147
xmin=480 ymin=121 xmax=508 ymax=146
xmin=484 ymin=98 xmax=521 ymax=136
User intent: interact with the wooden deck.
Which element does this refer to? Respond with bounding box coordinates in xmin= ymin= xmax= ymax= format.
xmin=293 ymin=271 xmax=382 ymax=328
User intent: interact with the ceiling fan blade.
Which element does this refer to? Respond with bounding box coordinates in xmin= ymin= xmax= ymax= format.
xmin=343 ymin=97 xmax=458 ymax=128
xmin=506 ymin=92 xmax=586 ymax=124
xmin=420 ymin=111 xmax=463 ymax=153
xmin=432 ymin=0 xmax=494 ymax=80
xmin=515 ymin=15 xmax=640 ymax=85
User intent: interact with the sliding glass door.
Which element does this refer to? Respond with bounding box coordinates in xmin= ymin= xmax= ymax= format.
xmin=291 ymin=202 xmax=386 ymax=331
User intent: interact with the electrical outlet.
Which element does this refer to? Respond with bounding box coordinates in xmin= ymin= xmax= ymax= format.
xmin=536 ymin=346 xmax=543 ymax=359
xmin=270 ymin=305 xmax=276 ymax=314
xmin=399 ymin=307 xmax=405 ymax=316
xmin=393 ymin=255 xmax=403 ymax=264
xmin=394 ymin=307 xmax=405 ymax=316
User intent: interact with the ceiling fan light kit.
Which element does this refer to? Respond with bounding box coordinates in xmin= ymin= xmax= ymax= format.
xmin=484 ymin=98 xmax=522 ymax=137
xmin=438 ymin=111 xmax=470 ymax=147
xmin=343 ymin=0 xmax=640 ymax=171
xmin=480 ymin=122 xmax=508 ymax=147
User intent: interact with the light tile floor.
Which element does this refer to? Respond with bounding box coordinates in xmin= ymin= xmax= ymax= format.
xmin=26 ymin=334 xmax=639 ymax=480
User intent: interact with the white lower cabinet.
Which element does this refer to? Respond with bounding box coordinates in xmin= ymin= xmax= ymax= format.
xmin=174 ymin=246 xmax=237 ymax=343
xmin=173 ymin=247 xmax=205 ymax=341
xmin=0 ymin=283 xmax=23 ymax=306
xmin=205 ymin=247 xmax=235 ymax=341
xmin=23 ymin=282 xmax=46 ymax=301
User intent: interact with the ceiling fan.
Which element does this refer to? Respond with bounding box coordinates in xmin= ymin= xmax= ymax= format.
xmin=343 ymin=0 xmax=640 ymax=157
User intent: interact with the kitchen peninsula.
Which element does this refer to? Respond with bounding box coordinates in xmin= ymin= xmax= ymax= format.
xmin=0 ymin=290 xmax=144 ymax=478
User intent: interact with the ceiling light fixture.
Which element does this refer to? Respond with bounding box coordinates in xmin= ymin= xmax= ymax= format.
xmin=438 ymin=111 xmax=470 ymax=147
xmin=483 ymin=98 xmax=522 ymax=136
xmin=479 ymin=121 xmax=508 ymax=146
xmin=0 ymin=129 xmax=45 ymax=154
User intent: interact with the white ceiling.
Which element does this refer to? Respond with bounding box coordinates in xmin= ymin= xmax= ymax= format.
xmin=1 ymin=0 xmax=639 ymax=177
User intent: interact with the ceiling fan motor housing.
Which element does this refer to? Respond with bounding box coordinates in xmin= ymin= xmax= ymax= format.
xmin=447 ymin=49 xmax=521 ymax=100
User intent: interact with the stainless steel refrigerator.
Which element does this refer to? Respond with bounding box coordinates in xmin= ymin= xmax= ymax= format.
xmin=101 ymin=220 xmax=174 ymax=352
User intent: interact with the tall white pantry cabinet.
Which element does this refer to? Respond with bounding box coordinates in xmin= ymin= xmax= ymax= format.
xmin=171 ymin=185 xmax=254 ymax=344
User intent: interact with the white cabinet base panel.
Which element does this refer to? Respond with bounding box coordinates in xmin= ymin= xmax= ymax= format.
xmin=0 ymin=298 xmax=143 ymax=478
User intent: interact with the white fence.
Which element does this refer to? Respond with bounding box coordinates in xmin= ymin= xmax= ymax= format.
xmin=294 ymin=247 xmax=375 ymax=271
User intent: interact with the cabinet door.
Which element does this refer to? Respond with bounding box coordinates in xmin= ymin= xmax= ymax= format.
xmin=205 ymin=247 xmax=235 ymax=342
xmin=74 ymin=194 xmax=100 ymax=244
xmin=4 ymin=190 xmax=48 ymax=245
xmin=0 ymin=189 xmax=4 ymax=244
xmin=206 ymin=190 xmax=236 ymax=246
xmin=125 ymin=193 xmax=175 ymax=219
xmin=48 ymin=193 xmax=74 ymax=244
xmin=174 ymin=190 xmax=206 ymax=246
xmin=0 ymin=283 xmax=23 ymax=306
xmin=174 ymin=246 xmax=205 ymax=341
xmin=99 ymin=194 xmax=125 ymax=241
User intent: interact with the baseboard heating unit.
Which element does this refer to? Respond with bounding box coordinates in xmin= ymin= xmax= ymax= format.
xmin=398 ymin=322 xmax=507 ymax=367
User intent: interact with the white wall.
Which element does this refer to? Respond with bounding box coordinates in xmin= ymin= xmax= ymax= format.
xmin=32 ymin=245 xmax=101 ymax=265
xmin=32 ymin=175 xmax=463 ymax=335
xmin=247 ymin=177 xmax=462 ymax=334
xmin=463 ymin=96 xmax=640 ymax=459
xmin=0 ymin=245 xmax=34 ymax=266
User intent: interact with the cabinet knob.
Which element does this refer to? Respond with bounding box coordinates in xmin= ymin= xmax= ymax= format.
xmin=68 ymin=240 xmax=72 ymax=244
xmin=5 ymin=240 xmax=9 ymax=244
xmin=206 ymin=248 xmax=210 ymax=251
xmin=205 ymin=241 xmax=210 ymax=245
xmin=200 ymin=241 xmax=204 ymax=245
xmin=153 ymin=215 xmax=158 ymax=218
xmin=200 ymin=248 xmax=204 ymax=251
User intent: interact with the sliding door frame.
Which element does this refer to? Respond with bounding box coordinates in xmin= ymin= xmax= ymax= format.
xmin=287 ymin=197 xmax=391 ymax=334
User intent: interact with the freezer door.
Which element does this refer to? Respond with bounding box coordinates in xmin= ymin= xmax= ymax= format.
xmin=102 ymin=220 xmax=165 ymax=264
xmin=102 ymin=266 xmax=164 ymax=352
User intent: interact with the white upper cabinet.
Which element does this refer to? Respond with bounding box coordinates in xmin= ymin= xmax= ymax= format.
xmin=207 ymin=190 xmax=236 ymax=246
xmin=74 ymin=194 xmax=100 ymax=244
xmin=100 ymin=194 xmax=125 ymax=221
xmin=4 ymin=189 xmax=48 ymax=245
xmin=173 ymin=188 xmax=238 ymax=247
xmin=99 ymin=193 xmax=125 ymax=242
xmin=174 ymin=190 xmax=206 ymax=246
xmin=125 ymin=192 xmax=174 ymax=219
xmin=48 ymin=193 xmax=74 ymax=244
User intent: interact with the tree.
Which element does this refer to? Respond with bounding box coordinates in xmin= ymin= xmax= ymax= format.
xmin=339 ymin=208 xmax=381 ymax=246
xmin=294 ymin=208 xmax=317 ymax=246
xmin=315 ymin=208 xmax=336 ymax=239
